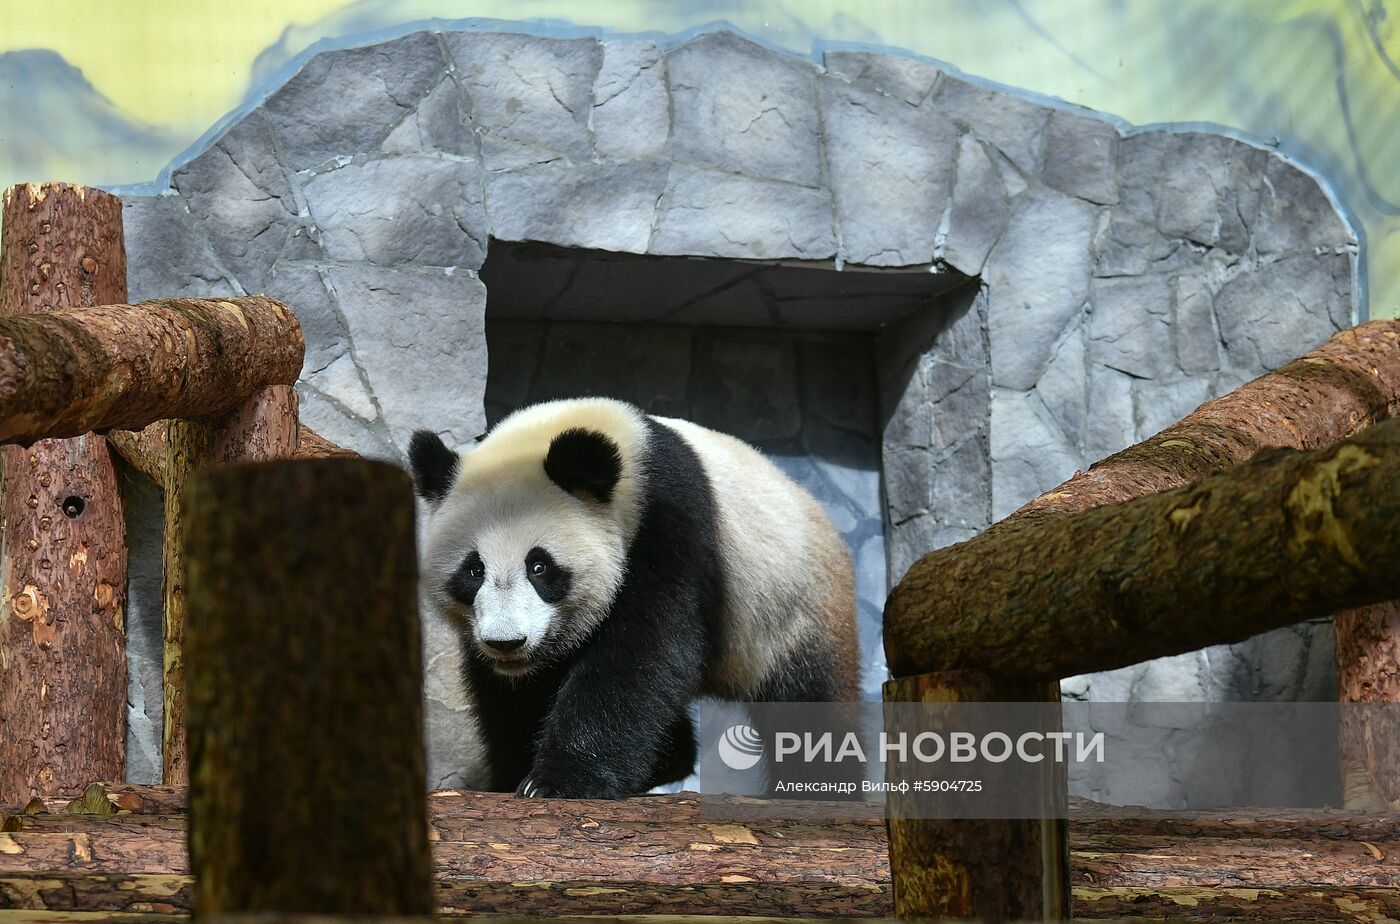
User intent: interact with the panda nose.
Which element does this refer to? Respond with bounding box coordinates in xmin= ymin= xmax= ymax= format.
xmin=485 ymin=637 xmax=527 ymax=654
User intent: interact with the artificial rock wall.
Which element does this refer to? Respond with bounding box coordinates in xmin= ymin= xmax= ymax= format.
xmin=118 ymin=27 xmax=1357 ymax=792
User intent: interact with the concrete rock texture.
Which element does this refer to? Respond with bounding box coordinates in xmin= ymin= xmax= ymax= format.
xmin=120 ymin=27 xmax=1358 ymax=798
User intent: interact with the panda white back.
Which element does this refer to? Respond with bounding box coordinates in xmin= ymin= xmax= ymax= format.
xmin=654 ymin=416 xmax=858 ymax=700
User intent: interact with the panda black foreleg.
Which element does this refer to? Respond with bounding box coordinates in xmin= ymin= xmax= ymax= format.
xmin=648 ymin=711 xmax=698 ymax=789
xmin=516 ymin=589 xmax=707 ymax=799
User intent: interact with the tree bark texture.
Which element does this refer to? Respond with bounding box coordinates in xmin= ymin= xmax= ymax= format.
xmin=1336 ymin=601 xmax=1400 ymax=811
xmin=109 ymin=424 xmax=354 ymax=487
xmin=160 ymin=386 xmax=299 ymax=786
xmin=0 ymin=182 xmax=127 ymax=807
xmin=0 ymin=295 xmax=303 ymax=445
xmin=885 ymin=417 xmax=1400 ymax=680
xmin=183 ymin=459 xmax=431 ymax=916
xmin=883 ymin=672 xmax=1068 ymax=922
xmin=5 ymin=792 xmax=1400 ymax=921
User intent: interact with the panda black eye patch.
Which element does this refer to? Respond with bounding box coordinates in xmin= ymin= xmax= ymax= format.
xmin=525 ymin=547 xmax=572 ymax=603
xmin=447 ymin=551 xmax=486 ymax=606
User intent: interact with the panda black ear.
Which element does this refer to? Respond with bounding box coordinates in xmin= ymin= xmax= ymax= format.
xmin=408 ymin=430 xmax=459 ymax=505
xmin=544 ymin=428 xmax=623 ymax=503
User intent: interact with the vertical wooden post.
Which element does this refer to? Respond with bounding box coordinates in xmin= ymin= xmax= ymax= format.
xmin=161 ymin=386 xmax=299 ymax=784
xmin=1336 ymin=601 xmax=1400 ymax=810
xmin=883 ymin=671 xmax=1069 ymax=922
xmin=184 ymin=458 xmax=431 ymax=916
xmin=0 ymin=182 xmax=127 ymax=805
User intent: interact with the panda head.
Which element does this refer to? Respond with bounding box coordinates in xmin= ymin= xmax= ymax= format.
xmin=409 ymin=410 xmax=641 ymax=679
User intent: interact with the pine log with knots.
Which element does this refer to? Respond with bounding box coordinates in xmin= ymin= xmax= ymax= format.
xmin=885 ymin=416 xmax=1400 ymax=680
xmin=0 ymin=182 xmax=127 ymax=808
xmin=108 ymin=423 xmax=355 ymax=485
xmin=5 ymin=791 xmax=1400 ymax=920
xmin=0 ymin=295 xmax=303 ymax=445
xmin=159 ymin=386 xmax=300 ymax=784
xmin=183 ymin=460 xmax=431 ymax=916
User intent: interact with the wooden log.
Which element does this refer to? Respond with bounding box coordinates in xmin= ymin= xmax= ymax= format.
xmin=183 ymin=459 xmax=431 ymax=916
xmin=884 ymin=417 xmax=1400 ymax=679
xmin=0 ymin=182 xmax=127 ymax=807
xmin=6 ymin=796 xmax=1400 ymax=920
xmin=160 ymin=385 xmax=299 ymax=785
xmin=110 ymin=424 xmax=355 ymax=486
xmin=1336 ymin=601 xmax=1400 ymax=810
xmin=883 ymin=672 xmax=1067 ymax=922
xmin=0 ymin=295 xmax=303 ymax=445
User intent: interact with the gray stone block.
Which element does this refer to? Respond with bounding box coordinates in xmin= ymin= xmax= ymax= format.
xmin=527 ymin=322 xmax=693 ymax=416
xmin=985 ymin=189 xmax=1098 ymax=390
xmin=820 ymin=77 xmax=960 ymax=267
xmin=1115 ymin=131 xmax=1171 ymax=226
xmin=1134 ymin=377 xmax=1214 ymax=439
xmin=944 ymin=135 xmax=1009 ymax=276
xmin=928 ymin=75 xmax=1052 ymax=175
xmin=1041 ymin=108 xmax=1119 ymax=205
xmin=1034 ymin=321 xmax=1087 ymax=449
xmin=822 ymin=50 xmax=942 ymax=105
xmin=652 ymin=165 xmax=837 ymax=261
xmin=1154 ymin=132 xmax=1268 ymax=251
xmin=326 ymin=264 xmax=488 ymax=450
xmin=1093 ymin=216 xmax=1188 ymax=278
xmin=691 ymin=331 xmax=801 ymax=441
xmin=172 ymin=111 xmax=298 ymax=293
xmin=262 ymin=262 xmax=347 ymax=375
xmin=263 ymin=32 xmax=447 ymax=171
xmin=304 ymin=156 xmax=487 ymax=269
xmin=1255 ymin=153 xmax=1356 ymax=256
xmin=930 ymin=435 xmax=992 ymax=531
xmin=305 ymin=352 xmax=379 ymax=421
xmin=667 ymin=31 xmax=822 ymax=187
xmin=1172 ymin=275 xmax=1221 ymax=374
xmin=381 ymin=75 xmax=474 ymax=157
xmin=1215 ymin=252 xmax=1349 ymax=374
xmin=1088 ymin=274 xmax=1174 ymax=380
xmin=122 ymin=194 xmax=239 ymax=301
xmin=593 ymin=40 xmax=670 ymax=161
xmin=799 ymin=337 xmax=880 ymax=435
xmin=1083 ymin=363 xmax=1136 ymax=463
xmin=990 ymin=388 xmax=1081 ymax=519
xmin=118 ymin=463 xmax=164 ymax=784
xmin=883 ymin=446 xmax=930 ymax=522
xmin=926 ymin=360 xmax=987 ymax=453
xmin=297 ymin=383 xmax=399 ymax=460
xmin=446 ymin=32 xmax=601 ymax=171
xmin=486 ymin=162 xmax=667 ymax=254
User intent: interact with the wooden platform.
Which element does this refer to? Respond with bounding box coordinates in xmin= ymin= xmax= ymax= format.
xmin=2 ymin=787 xmax=1398 ymax=921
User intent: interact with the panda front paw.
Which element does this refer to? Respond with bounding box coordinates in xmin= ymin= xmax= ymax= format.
xmin=515 ymin=764 xmax=630 ymax=799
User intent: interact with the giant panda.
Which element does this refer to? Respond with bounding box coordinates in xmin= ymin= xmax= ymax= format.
xmin=409 ymin=397 xmax=859 ymax=799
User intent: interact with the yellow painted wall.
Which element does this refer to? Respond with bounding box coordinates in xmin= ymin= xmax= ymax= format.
xmin=2 ymin=0 xmax=1397 ymax=317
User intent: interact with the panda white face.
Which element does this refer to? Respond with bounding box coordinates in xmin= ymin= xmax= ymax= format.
xmin=426 ymin=500 xmax=621 ymax=678
xmin=410 ymin=410 xmax=644 ymax=680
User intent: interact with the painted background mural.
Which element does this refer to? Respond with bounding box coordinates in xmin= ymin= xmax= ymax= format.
xmin=1 ymin=0 xmax=1397 ymax=320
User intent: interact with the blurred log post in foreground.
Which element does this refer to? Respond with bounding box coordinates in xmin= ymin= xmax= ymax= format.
xmin=884 ymin=673 xmax=1068 ymax=921
xmin=0 ymin=182 xmax=128 ymax=807
xmin=0 ymin=289 xmax=310 ymax=786
xmin=183 ymin=459 xmax=431 ymax=916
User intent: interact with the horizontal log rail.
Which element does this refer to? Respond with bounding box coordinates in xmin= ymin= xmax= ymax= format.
xmin=108 ymin=420 xmax=356 ymax=485
xmin=884 ymin=415 xmax=1400 ymax=680
xmin=4 ymin=788 xmax=1400 ymax=921
xmin=0 ymin=296 xmax=303 ymax=445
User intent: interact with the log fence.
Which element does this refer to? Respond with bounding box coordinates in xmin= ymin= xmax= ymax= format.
xmin=1 ymin=180 xmax=1397 ymax=922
